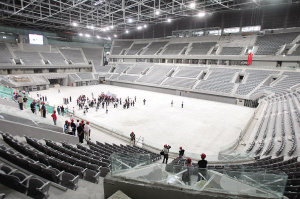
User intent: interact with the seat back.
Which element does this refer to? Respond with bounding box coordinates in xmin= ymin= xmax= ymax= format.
xmin=28 ymin=178 xmax=50 ymax=199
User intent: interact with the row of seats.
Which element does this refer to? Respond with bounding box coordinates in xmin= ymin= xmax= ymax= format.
xmin=0 ymin=163 xmax=50 ymax=199
xmin=1 ymin=133 xmax=80 ymax=190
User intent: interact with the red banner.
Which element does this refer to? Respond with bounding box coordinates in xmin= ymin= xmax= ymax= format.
xmin=247 ymin=53 xmax=253 ymax=66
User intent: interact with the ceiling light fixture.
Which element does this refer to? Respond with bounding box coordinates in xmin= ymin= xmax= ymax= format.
xmin=72 ymin=22 xmax=78 ymax=26
xmin=198 ymin=12 xmax=206 ymax=17
xmin=155 ymin=10 xmax=160 ymax=15
xmin=190 ymin=2 xmax=196 ymax=9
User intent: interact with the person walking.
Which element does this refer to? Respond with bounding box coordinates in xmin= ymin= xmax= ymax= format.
xmin=171 ymin=100 xmax=173 ymax=107
xmin=143 ymin=99 xmax=146 ymax=105
xmin=30 ymin=103 xmax=35 ymax=113
xmin=57 ymin=106 xmax=61 ymax=115
xmin=51 ymin=111 xmax=57 ymax=125
xmin=71 ymin=119 xmax=76 ymax=135
xmin=45 ymin=95 xmax=47 ymax=101
xmin=106 ymin=107 xmax=108 ymax=114
xmin=70 ymin=96 xmax=72 ymax=102
xmin=130 ymin=132 xmax=136 ymax=146
xmin=23 ymin=96 xmax=28 ymax=109
xmin=41 ymin=103 xmax=46 ymax=118
xmin=182 ymin=101 xmax=184 ymax=108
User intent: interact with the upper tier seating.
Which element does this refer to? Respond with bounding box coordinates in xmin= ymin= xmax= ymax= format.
xmin=14 ymin=51 xmax=42 ymax=65
xmin=95 ymin=66 xmax=111 ymax=73
xmin=219 ymin=47 xmax=244 ymax=55
xmin=162 ymin=43 xmax=188 ymax=55
xmin=76 ymin=73 xmax=94 ymax=80
xmin=136 ymin=65 xmax=173 ymax=85
xmin=59 ymin=49 xmax=85 ymax=63
xmin=114 ymin=64 xmax=132 ymax=73
xmin=236 ymin=70 xmax=279 ymax=96
xmin=174 ymin=66 xmax=205 ymax=78
xmin=187 ymin=42 xmax=217 ymax=55
xmin=82 ymin=48 xmax=103 ymax=68
xmin=0 ymin=43 xmax=13 ymax=64
xmin=126 ymin=43 xmax=148 ymax=55
xmin=195 ymin=68 xmax=240 ymax=94
xmin=255 ymin=32 xmax=299 ymax=55
xmin=142 ymin=41 xmax=168 ymax=55
xmin=162 ymin=77 xmax=196 ymax=89
xmin=40 ymin=52 xmax=67 ymax=65
xmin=127 ymin=64 xmax=152 ymax=75
xmin=111 ymin=41 xmax=134 ymax=55
xmin=289 ymin=43 xmax=300 ymax=56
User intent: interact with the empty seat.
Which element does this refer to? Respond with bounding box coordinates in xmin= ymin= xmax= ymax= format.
xmin=27 ymin=178 xmax=50 ymax=199
xmin=61 ymin=173 xmax=79 ymax=190
xmin=84 ymin=169 xmax=100 ymax=183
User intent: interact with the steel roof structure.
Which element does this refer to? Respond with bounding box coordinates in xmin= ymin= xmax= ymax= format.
xmin=0 ymin=0 xmax=299 ymax=37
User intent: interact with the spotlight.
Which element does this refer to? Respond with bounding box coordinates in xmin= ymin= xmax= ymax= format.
xmin=114 ymin=35 xmax=117 ymax=38
xmin=72 ymin=22 xmax=78 ymax=26
xmin=125 ymin=30 xmax=129 ymax=34
xmin=96 ymin=35 xmax=100 ymax=39
xmin=167 ymin=18 xmax=171 ymax=23
xmin=198 ymin=12 xmax=206 ymax=17
xmin=111 ymin=26 xmax=114 ymax=29
xmin=155 ymin=10 xmax=160 ymax=15
xmin=190 ymin=2 xmax=195 ymax=9
xmin=144 ymin=24 xmax=147 ymax=28
xmin=85 ymin=34 xmax=90 ymax=37
xmin=128 ymin=18 xmax=133 ymax=23
xmin=90 ymin=26 xmax=94 ymax=29
xmin=137 ymin=26 xmax=142 ymax=30
xmin=79 ymin=33 xmax=83 ymax=36
xmin=108 ymin=37 xmax=111 ymax=40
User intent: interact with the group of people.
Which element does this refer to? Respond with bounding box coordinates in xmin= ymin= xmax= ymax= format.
xmin=57 ymin=118 xmax=91 ymax=143
xmin=161 ymin=144 xmax=207 ymax=185
xmin=171 ymin=100 xmax=184 ymax=108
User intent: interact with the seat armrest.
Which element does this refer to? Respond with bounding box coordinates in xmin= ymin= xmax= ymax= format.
xmin=7 ymin=169 xmax=18 ymax=175
xmin=70 ymin=175 xmax=80 ymax=184
xmin=37 ymin=181 xmax=51 ymax=193
xmin=20 ymin=175 xmax=33 ymax=186
xmin=94 ymin=172 xmax=101 ymax=178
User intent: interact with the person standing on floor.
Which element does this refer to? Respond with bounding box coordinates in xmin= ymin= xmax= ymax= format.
xmin=106 ymin=107 xmax=108 ymax=114
xmin=179 ymin=147 xmax=185 ymax=158
xmin=84 ymin=121 xmax=90 ymax=141
xmin=42 ymin=96 xmax=45 ymax=102
xmin=197 ymin=153 xmax=208 ymax=182
xmin=30 ymin=103 xmax=35 ymax=113
xmin=162 ymin=144 xmax=171 ymax=164
xmin=67 ymin=122 xmax=73 ymax=135
xmin=23 ymin=96 xmax=28 ymax=109
xmin=61 ymin=106 xmax=65 ymax=116
xmin=57 ymin=106 xmax=61 ymax=115
xmin=182 ymin=101 xmax=183 ymax=108
xmin=45 ymin=95 xmax=47 ymax=101
xmin=130 ymin=132 xmax=136 ymax=146
xmin=171 ymin=100 xmax=173 ymax=107
xmin=51 ymin=111 xmax=57 ymax=125
xmin=71 ymin=119 xmax=76 ymax=135
xmin=182 ymin=158 xmax=193 ymax=185
xmin=143 ymin=99 xmax=146 ymax=105
xmin=42 ymin=103 xmax=46 ymax=118
xmin=70 ymin=96 xmax=72 ymax=102
xmin=135 ymin=96 xmax=136 ymax=102
xmin=77 ymin=123 xmax=84 ymax=143
xmin=18 ymin=95 xmax=23 ymax=110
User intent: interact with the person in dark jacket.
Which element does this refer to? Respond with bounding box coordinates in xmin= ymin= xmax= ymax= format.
xmin=30 ymin=103 xmax=35 ymax=113
xmin=41 ymin=103 xmax=46 ymax=118
xmin=71 ymin=119 xmax=76 ymax=135
xmin=61 ymin=106 xmax=65 ymax=116
xmin=179 ymin=147 xmax=185 ymax=158
xmin=197 ymin=153 xmax=207 ymax=181
xmin=77 ymin=123 xmax=84 ymax=143
xmin=182 ymin=158 xmax=193 ymax=185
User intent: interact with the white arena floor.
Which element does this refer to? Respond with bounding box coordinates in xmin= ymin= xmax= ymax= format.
xmin=30 ymin=84 xmax=255 ymax=156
